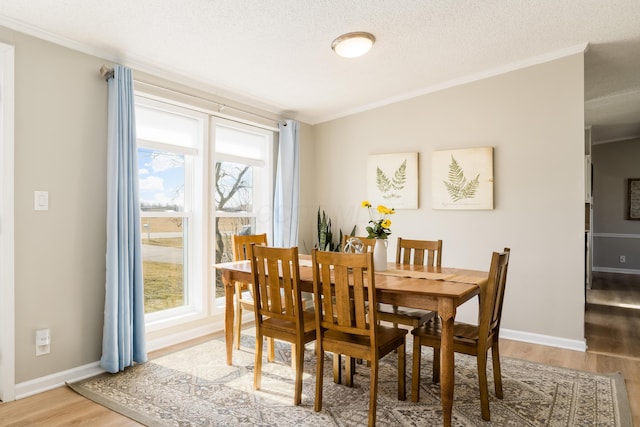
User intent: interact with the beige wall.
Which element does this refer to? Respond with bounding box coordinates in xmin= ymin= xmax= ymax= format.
xmin=302 ymin=54 xmax=586 ymax=342
xmin=0 ymin=30 xmax=109 ymax=383
xmin=592 ymin=138 xmax=640 ymax=271
xmin=297 ymin=122 xmax=317 ymax=253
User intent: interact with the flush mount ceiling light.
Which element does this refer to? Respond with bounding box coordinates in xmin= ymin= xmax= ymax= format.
xmin=331 ymin=32 xmax=376 ymax=58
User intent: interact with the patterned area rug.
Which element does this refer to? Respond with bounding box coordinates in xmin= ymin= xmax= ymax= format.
xmin=68 ymin=333 xmax=632 ymax=426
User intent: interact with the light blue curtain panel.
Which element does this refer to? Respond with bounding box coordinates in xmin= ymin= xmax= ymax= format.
xmin=101 ymin=65 xmax=147 ymax=373
xmin=274 ymin=120 xmax=300 ymax=247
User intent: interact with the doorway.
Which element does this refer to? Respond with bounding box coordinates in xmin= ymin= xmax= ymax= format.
xmin=585 ymin=138 xmax=640 ymax=359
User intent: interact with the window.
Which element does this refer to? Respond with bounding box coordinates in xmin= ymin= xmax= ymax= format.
xmin=211 ymin=118 xmax=273 ymax=299
xmin=134 ymin=92 xmax=276 ymax=333
xmin=135 ymin=97 xmax=206 ymax=326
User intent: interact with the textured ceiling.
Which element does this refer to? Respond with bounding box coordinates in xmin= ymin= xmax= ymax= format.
xmin=0 ymin=0 xmax=639 ymax=143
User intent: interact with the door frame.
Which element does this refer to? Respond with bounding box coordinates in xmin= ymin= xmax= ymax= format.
xmin=0 ymin=41 xmax=15 ymax=402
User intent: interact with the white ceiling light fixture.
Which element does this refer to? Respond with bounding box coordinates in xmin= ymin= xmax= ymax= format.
xmin=331 ymin=32 xmax=376 ymax=58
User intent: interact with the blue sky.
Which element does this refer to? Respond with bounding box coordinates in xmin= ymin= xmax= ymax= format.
xmin=138 ymin=148 xmax=184 ymax=209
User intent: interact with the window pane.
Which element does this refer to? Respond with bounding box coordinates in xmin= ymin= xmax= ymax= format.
xmin=139 ymin=148 xmax=185 ymax=212
xmin=136 ymin=104 xmax=201 ymax=148
xmin=141 ymin=217 xmax=186 ymax=313
xmin=213 ymin=217 xmax=256 ymax=298
xmin=215 ymin=161 xmax=253 ymax=212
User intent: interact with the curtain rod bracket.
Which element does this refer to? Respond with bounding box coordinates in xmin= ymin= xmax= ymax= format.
xmin=100 ymin=65 xmax=114 ymax=80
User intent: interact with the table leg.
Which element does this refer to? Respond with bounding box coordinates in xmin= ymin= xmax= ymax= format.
xmin=222 ymin=271 xmax=234 ymax=365
xmin=438 ymin=299 xmax=455 ymax=427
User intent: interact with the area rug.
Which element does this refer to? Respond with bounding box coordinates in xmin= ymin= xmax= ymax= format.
xmin=68 ymin=333 xmax=632 ymax=426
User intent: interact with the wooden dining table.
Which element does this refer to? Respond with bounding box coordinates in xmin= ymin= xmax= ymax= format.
xmin=214 ymin=255 xmax=488 ymax=427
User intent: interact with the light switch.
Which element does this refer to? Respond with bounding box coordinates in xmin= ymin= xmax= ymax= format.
xmin=36 ymin=328 xmax=50 ymax=346
xmin=34 ymin=191 xmax=49 ymax=211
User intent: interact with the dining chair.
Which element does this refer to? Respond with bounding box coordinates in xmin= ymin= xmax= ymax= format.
xmin=311 ymin=249 xmax=407 ymax=426
xmin=377 ymin=237 xmax=443 ymax=328
xmin=249 ymin=244 xmax=316 ymax=405
xmin=332 ymin=235 xmax=377 ymax=377
xmin=411 ymin=248 xmax=511 ymax=421
xmin=341 ymin=235 xmax=377 ymax=253
xmin=231 ymin=233 xmax=270 ymax=353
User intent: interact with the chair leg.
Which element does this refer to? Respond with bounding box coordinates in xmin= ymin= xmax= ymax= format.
xmin=411 ymin=335 xmax=421 ymax=402
xmin=492 ymin=341 xmax=504 ymax=399
xmin=432 ymin=348 xmax=441 ymax=383
xmin=315 ymin=347 xmax=324 ymax=412
xmin=368 ymin=358 xmax=379 ymax=427
xmin=345 ymin=356 xmax=355 ymax=387
xmin=393 ymin=305 xmax=399 ymax=329
xmin=477 ymin=352 xmax=490 ymax=421
xmin=293 ymin=342 xmax=305 ymax=405
xmin=290 ymin=343 xmax=296 ymax=370
xmin=333 ymin=353 xmax=342 ymax=384
xmin=254 ymin=335 xmax=263 ymax=390
xmin=398 ymin=341 xmax=406 ymax=401
xmin=291 ymin=344 xmax=298 ymax=371
xmin=267 ymin=338 xmax=275 ymax=362
xmin=233 ymin=297 xmax=242 ymax=350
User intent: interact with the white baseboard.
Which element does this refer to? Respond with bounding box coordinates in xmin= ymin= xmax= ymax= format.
xmin=14 ymin=361 xmax=105 ymax=400
xmin=501 ymin=328 xmax=587 ymax=352
xmin=592 ymin=266 xmax=640 ymax=275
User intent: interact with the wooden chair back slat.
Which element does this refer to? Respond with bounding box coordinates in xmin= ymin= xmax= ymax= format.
xmin=312 ymin=250 xmax=376 ymax=338
xmin=251 ymin=245 xmax=303 ymax=327
xmin=232 ymin=233 xmax=268 ymax=261
xmin=479 ymin=248 xmax=510 ymax=337
xmin=396 ymin=237 xmax=442 ymax=267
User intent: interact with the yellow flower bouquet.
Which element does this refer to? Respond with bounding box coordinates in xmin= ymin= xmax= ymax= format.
xmin=362 ymin=200 xmax=395 ymax=239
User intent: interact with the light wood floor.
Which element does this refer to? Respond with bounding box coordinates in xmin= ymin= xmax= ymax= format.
xmin=2 ymin=274 xmax=639 ymax=426
xmin=586 ymin=272 xmax=640 ymax=360
xmin=587 ymin=271 xmax=640 ymax=309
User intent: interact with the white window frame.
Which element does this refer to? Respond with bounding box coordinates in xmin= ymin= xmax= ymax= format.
xmin=135 ymin=96 xmax=208 ymax=331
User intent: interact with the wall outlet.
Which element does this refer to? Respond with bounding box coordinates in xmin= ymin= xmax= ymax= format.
xmin=36 ymin=328 xmax=50 ymax=356
xmin=619 ymin=255 xmax=626 ymax=263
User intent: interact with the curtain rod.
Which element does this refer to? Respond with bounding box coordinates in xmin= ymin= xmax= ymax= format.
xmin=98 ymin=65 xmax=287 ymax=126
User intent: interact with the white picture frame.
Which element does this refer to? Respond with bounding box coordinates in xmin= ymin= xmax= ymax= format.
xmin=432 ymin=147 xmax=494 ymax=210
xmin=366 ymin=152 xmax=418 ymax=209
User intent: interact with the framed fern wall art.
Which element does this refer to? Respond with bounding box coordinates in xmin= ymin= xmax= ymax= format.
xmin=432 ymin=147 xmax=494 ymax=210
xmin=366 ymin=152 xmax=418 ymax=209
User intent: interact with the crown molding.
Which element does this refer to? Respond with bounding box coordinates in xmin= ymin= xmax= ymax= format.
xmin=314 ymin=43 xmax=589 ymax=124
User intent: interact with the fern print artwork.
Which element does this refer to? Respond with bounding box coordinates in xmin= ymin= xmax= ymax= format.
xmin=376 ymin=159 xmax=407 ymax=200
xmin=444 ymin=155 xmax=480 ymax=202
xmin=367 ymin=153 xmax=418 ymax=209
xmin=432 ymin=147 xmax=494 ymax=210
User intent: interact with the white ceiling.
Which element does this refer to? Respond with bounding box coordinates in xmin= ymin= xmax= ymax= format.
xmin=1 ymin=0 xmax=639 ymax=143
